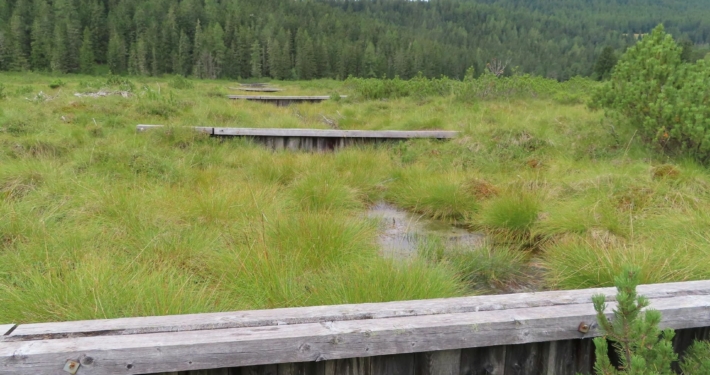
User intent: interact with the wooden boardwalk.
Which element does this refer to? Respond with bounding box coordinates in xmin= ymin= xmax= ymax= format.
xmin=230 ymin=87 xmax=284 ymax=92
xmin=136 ymin=125 xmax=458 ymax=151
xmin=2 ymin=280 xmax=710 ymax=375
xmin=227 ymin=95 xmax=346 ymax=106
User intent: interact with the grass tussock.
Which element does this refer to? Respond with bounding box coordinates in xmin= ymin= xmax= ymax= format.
xmin=387 ymin=168 xmax=478 ymax=222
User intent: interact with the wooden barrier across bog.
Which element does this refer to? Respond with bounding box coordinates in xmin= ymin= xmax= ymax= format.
xmin=2 ymin=280 xmax=710 ymax=375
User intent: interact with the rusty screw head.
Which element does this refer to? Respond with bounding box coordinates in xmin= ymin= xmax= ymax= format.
xmin=578 ymin=322 xmax=590 ymax=333
xmin=63 ymin=360 xmax=81 ymax=374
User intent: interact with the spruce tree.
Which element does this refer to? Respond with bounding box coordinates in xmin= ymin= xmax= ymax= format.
xmin=363 ymin=41 xmax=378 ymax=78
xmin=135 ymin=35 xmax=148 ymax=75
xmin=175 ymin=30 xmax=191 ymax=77
xmin=250 ymin=39 xmax=262 ymax=78
xmin=594 ymin=46 xmax=618 ymax=80
xmin=236 ymin=27 xmax=250 ymax=78
xmin=88 ymin=0 xmax=107 ymax=64
xmin=0 ymin=29 xmax=7 ymax=71
xmin=215 ymin=24 xmax=226 ymax=78
xmin=29 ymin=0 xmax=52 ymax=71
xmin=50 ymin=21 xmax=67 ymax=73
xmin=127 ymin=42 xmax=138 ymax=75
xmin=279 ymin=32 xmax=293 ymax=79
xmin=225 ymin=36 xmax=239 ymax=79
xmin=267 ymin=38 xmax=280 ymax=79
xmin=9 ymin=11 xmax=29 ymax=70
xmin=107 ymin=30 xmax=126 ymax=74
xmin=160 ymin=6 xmax=178 ymax=74
xmin=50 ymin=0 xmax=80 ymax=73
xmin=192 ymin=19 xmax=203 ymax=77
xmin=79 ymin=27 xmax=94 ymax=74
xmin=295 ymin=29 xmax=315 ymax=80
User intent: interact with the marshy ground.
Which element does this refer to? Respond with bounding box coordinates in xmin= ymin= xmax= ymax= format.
xmin=1 ymin=73 xmax=709 ymax=324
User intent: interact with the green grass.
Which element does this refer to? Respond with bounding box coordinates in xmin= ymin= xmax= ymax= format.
xmin=1 ymin=72 xmax=710 ymax=324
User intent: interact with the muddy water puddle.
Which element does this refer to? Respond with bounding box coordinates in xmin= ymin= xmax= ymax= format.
xmin=366 ymin=202 xmax=545 ymax=294
xmin=366 ymin=202 xmax=485 ymax=259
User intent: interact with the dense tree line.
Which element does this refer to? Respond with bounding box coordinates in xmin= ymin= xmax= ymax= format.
xmin=1 ymin=0 xmax=709 ymax=80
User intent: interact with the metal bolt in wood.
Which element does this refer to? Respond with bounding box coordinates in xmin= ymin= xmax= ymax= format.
xmin=63 ymin=359 xmax=80 ymax=374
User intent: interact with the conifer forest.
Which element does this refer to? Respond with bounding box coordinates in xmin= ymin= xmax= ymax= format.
xmin=1 ymin=0 xmax=710 ymax=81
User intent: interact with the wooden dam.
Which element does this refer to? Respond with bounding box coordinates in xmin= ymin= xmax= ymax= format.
xmin=136 ymin=125 xmax=458 ymax=151
xmin=227 ymin=95 xmax=347 ymax=106
xmin=2 ymin=280 xmax=709 ymax=375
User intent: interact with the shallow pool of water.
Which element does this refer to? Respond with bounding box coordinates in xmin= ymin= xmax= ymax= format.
xmin=366 ymin=202 xmax=485 ymax=259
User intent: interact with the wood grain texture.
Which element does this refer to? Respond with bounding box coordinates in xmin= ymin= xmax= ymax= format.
xmin=187 ymin=369 xmax=231 ymax=375
xmin=370 ymin=354 xmax=414 ymax=375
xmin=231 ymin=87 xmax=284 ymax=92
xmin=541 ymin=339 xmax=594 ymax=375
xmin=326 ymin=358 xmax=370 ymax=375
xmin=1 ymin=324 xmax=16 ymax=336
xmin=227 ymin=96 xmax=345 ymax=100
xmin=415 ymin=350 xmax=460 ymax=375
xmin=277 ymin=362 xmax=316 ymax=375
xmin=460 ymin=345 xmax=506 ymax=375
xmin=135 ymin=125 xmax=457 ymax=139
xmin=212 ymin=127 xmax=458 ymax=139
xmin=9 ymin=280 xmax=710 ymax=340
xmin=2 ymin=296 xmax=709 ymax=375
xmin=504 ymin=343 xmax=543 ymax=375
xmin=241 ymin=364 xmax=278 ymax=375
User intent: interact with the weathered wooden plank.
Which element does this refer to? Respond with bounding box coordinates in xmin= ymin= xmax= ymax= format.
xmin=314 ymin=358 xmax=373 ymax=375
xmin=504 ymin=342 xmax=543 ymax=375
xmin=230 ymin=87 xmax=284 ymax=92
xmin=541 ymin=339 xmax=594 ymax=375
xmin=286 ymin=137 xmax=301 ymax=151
xmin=227 ymin=96 xmax=345 ymax=100
xmin=2 ymin=296 xmax=709 ymax=375
xmin=1 ymin=324 xmax=16 ymax=336
xmin=415 ymin=350 xmax=460 ymax=375
xmin=574 ymin=338 xmax=594 ymax=375
xmin=136 ymin=124 xmax=214 ymax=134
xmin=370 ymin=354 xmax=414 ymax=375
xmin=241 ymin=364 xmax=278 ymax=375
xmin=238 ymin=83 xmax=269 ymax=88
xmin=212 ymin=127 xmax=458 ymax=139
xmin=187 ymin=369 xmax=231 ymax=375
xmin=277 ymin=362 xmax=316 ymax=375
xmin=460 ymin=345 xmax=506 ymax=375
xmin=9 ymin=280 xmax=710 ymax=340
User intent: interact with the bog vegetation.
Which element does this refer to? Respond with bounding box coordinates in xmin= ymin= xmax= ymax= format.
xmin=1 ymin=65 xmax=710 ymax=325
xmin=0 ymin=26 xmax=709 ymax=329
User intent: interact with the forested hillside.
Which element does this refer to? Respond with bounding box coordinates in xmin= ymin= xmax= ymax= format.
xmin=1 ymin=0 xmax=709 ymax=80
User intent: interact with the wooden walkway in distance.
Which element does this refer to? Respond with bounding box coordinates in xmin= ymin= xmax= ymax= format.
xmin=229 ymin=87 xmax=284 ymax=92
xmin=238 ymin=83 xmax=270 ymax=88
xmin=136 ymin=125 xmax=458 ymax=151
xmin=227 ymin=95 xmax=346 ymax=106
xmin=2 ymin=280 xmax=710 ymax=375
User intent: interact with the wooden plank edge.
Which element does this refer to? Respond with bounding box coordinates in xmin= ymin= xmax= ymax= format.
xmin=212 ymin=127 xmax=458 ymax=139
xmin=136 ymin=125 xmax=214 ymax=134
xmin=1 ymin=296 xmax=708 ymax=375
xmin=1 ymin=324 xmax=16 ymax=336
xmin=135 ymin=125 xmax=458 ymax=139
xmin=9 ymin=280 xmax=710 ymax=340
xmin=227 ymin=95 xmax=346 ymax=100
xmin=230 ymin=87 xmax=284 ymax=92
